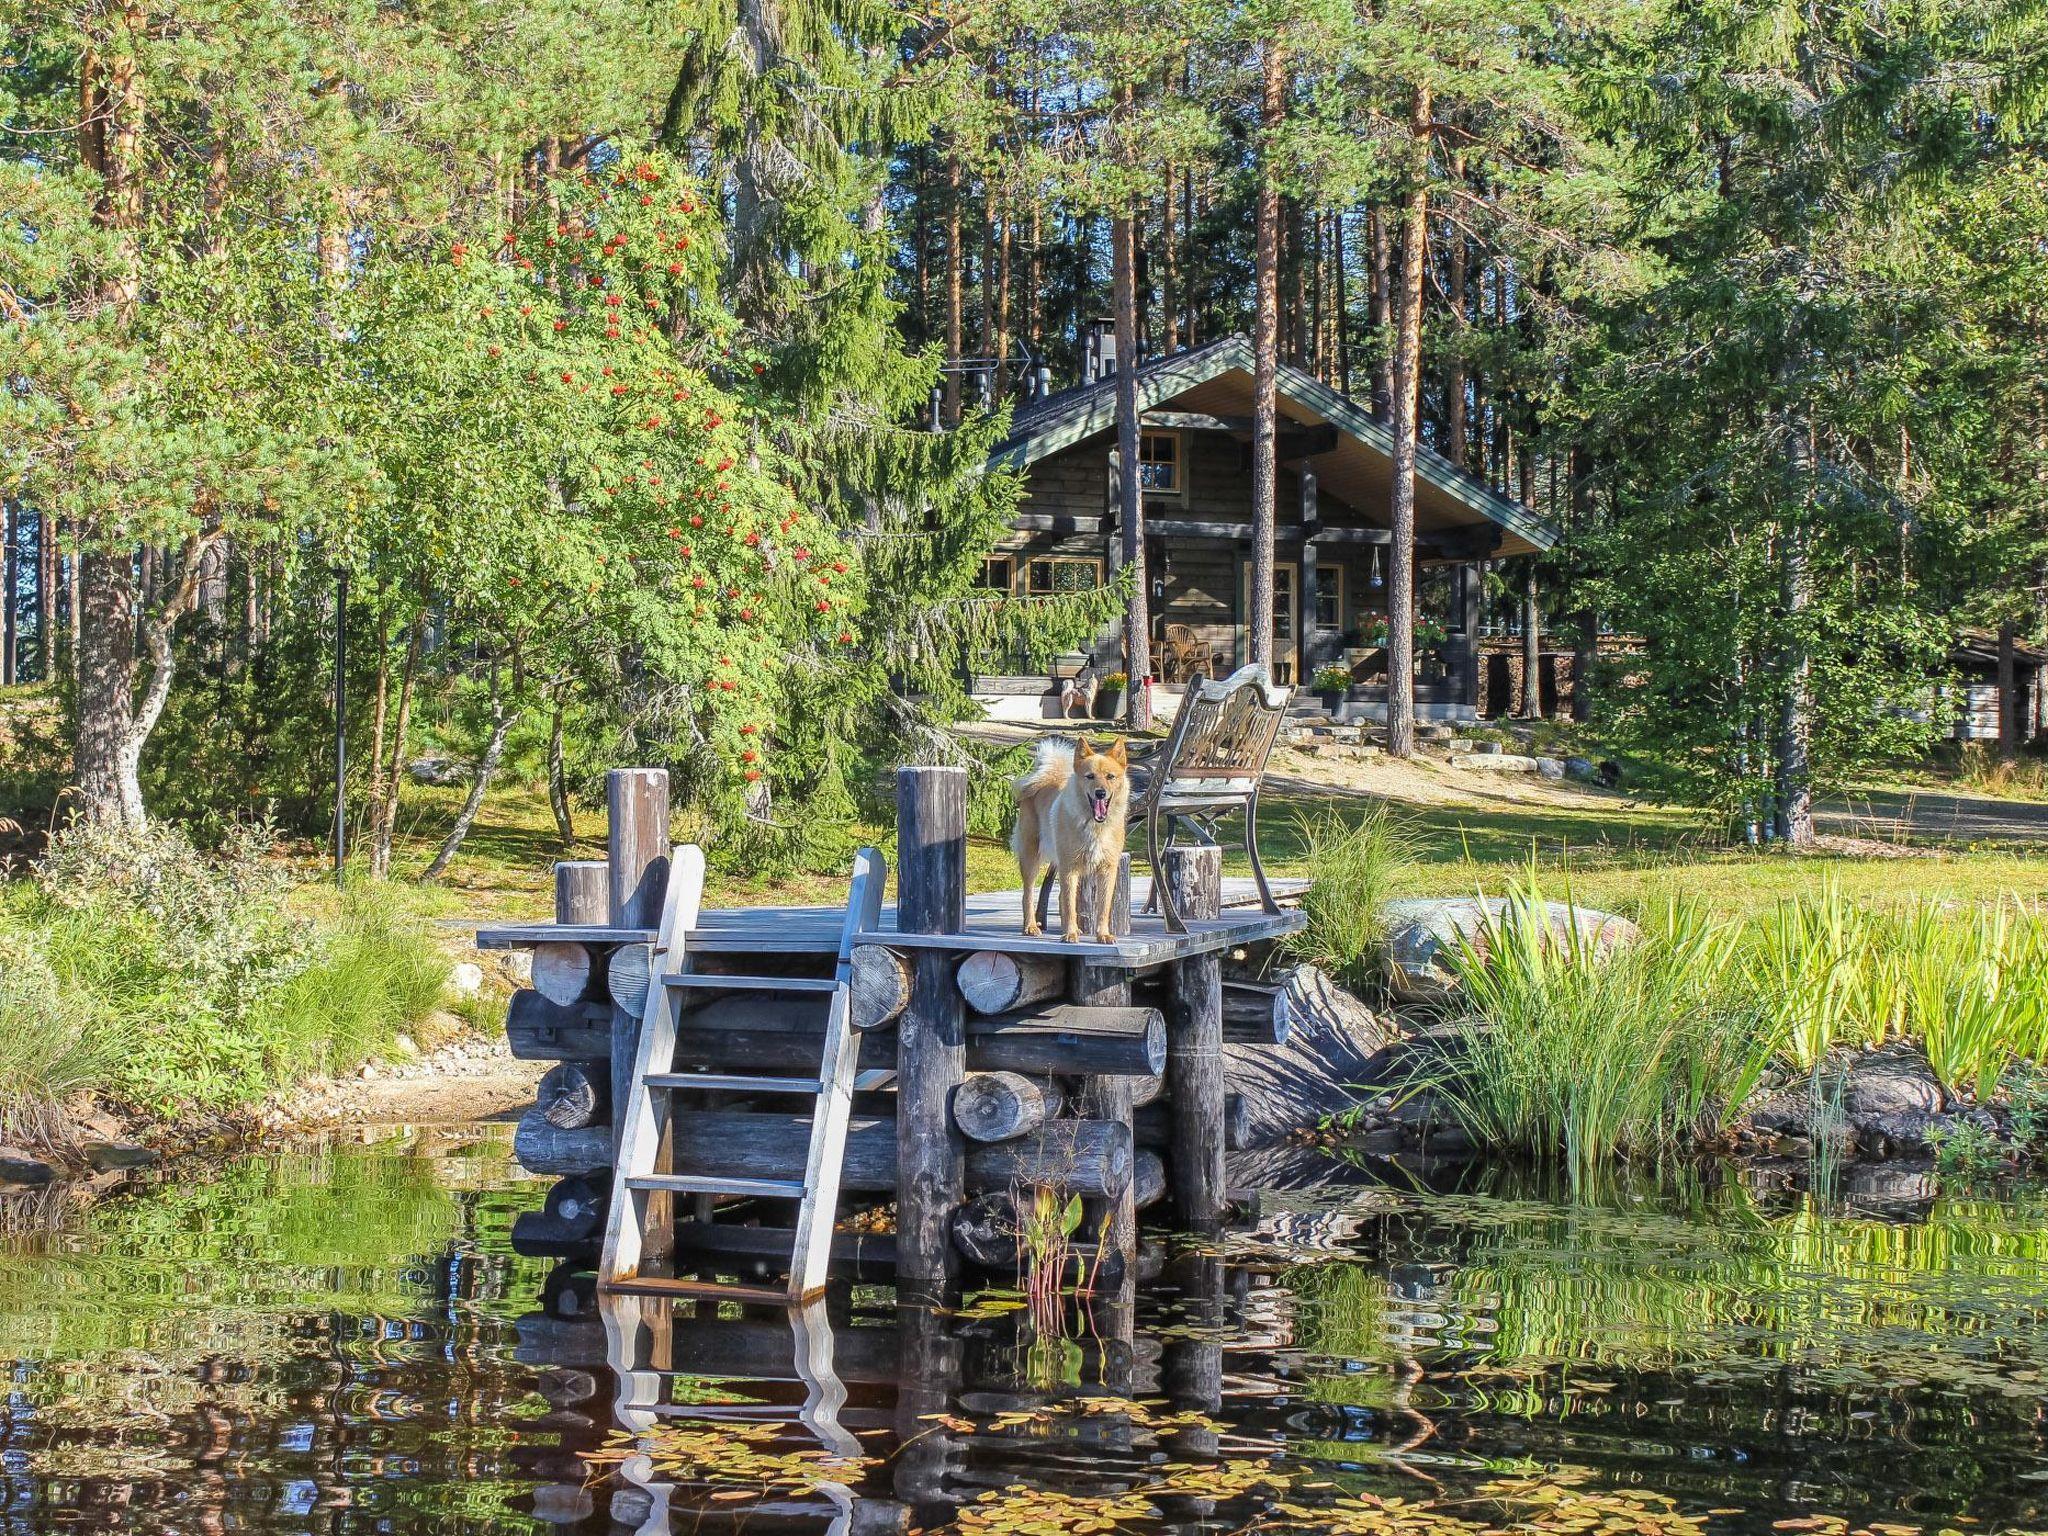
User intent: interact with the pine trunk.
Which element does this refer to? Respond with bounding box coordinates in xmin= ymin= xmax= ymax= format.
xmin=74 ymin=551 xmax=144 ymax=826
xmin=1250 ymin=39 xmax=1286 ymax=673
xmin=1113 ymin=203 xmax=1152 ymax=728
xmin=944 ymin=150 xmax=963 ymax=425
xmin=1997 ymin=622 xmax=2020 ymax=762
xmin=369 ymin=614 xmax=424 ymax=878
xmin=1385 ymin=85 xmax=1432 ymax=760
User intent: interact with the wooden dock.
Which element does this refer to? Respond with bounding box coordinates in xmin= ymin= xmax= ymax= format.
xmin=480 ymin=765 xmax=1308 ymax=1307
xmin=479 ymin=875 xmax=1307 ymax=963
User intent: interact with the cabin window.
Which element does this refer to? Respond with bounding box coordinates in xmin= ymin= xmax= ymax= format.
xmin=1138 ymin=431 xmax=1183 ymax=495
xmin=1026 ymin=556 xmax=1104 ymax=596
xmin=1315 ymin=566 xmax=1344 ymax=630
xmin=978 ymin=555 xmax=1016 ymax=592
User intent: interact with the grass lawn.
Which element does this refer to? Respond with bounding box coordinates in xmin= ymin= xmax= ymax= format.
xmin=362 ymin=747 xmax=2048 ymax=929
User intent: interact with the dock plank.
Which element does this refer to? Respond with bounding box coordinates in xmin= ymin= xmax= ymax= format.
xmin=480 ymin=876 xmax=1308 ymax=963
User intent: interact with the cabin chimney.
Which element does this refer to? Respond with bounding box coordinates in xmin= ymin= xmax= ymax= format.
xmin=1083 ymin=317 xmax=1117 ymax=385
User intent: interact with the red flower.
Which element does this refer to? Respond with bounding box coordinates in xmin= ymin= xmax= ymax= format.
xmin=449 ymin=241 xmax=468 ymax=264
xmin=605 ymin=294 xmax=622 ymax=308
xmin=519 ymin=303 xmax=533 ymax=316
xmin=815 ymin=599 xmax=830 ymax=612
xmin=502 ymin=231 xmax=517 ymax=245
xmin=507 ymin=575 xmax=521 ymax=585
xmin=553 ymin=319 xmax=567 ymax=332
xmin=668 ymin=262 xmax=683 ymax=275
xmin=838 ymin=630 xmax=854 ymax=644
xmin=739 ymin=607 xmax=754 ymax=620
xmin=560 ymin=371 xmax=573 ymax=383
xmin=744 ymin=532 xmax=760 ymax=546
xmin=793 ymin=547 xmax=809 ymax=561
xmin=605 ymin=326 xmax=619 ymax=339
xmin=601 ymin=365 xmax=613 ymax=377
xmin=739 ymin=723 xmax=757 ymax=735
xmin=486 ymin=344 xmax=501 ymax=358
xmin=689 ymin=514 xmax=703 ymax=527
xmin=832 ymin=560 xmax=847 ymax=573
xmin=744 ymin=769 xmax=761 ymax=781
xmin=741 ymin=749 xmax=758 ymax=763
xmin=588 ymin=273 xmax=604 ymax=287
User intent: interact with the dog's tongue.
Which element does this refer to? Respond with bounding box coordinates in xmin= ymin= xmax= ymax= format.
xmin=1091 ymin=799 xmax=1109 ymax=823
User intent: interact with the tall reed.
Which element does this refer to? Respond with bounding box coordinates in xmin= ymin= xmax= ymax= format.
xmin=1425 ymin=876 xmax=1760 ymax=1188
xmin=1282 ymin=805 xmax=1413 ymax=994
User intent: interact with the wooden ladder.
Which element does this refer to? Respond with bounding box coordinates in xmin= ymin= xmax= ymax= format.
xmin=600 ymin=846 xmax=887 ymax=1304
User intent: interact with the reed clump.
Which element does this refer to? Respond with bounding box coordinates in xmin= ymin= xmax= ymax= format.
xmin=1424 ymin=874 xmax=2048 ymax=1179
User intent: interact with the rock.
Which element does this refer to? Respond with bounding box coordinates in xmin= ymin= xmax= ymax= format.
xmin=1378 ymin=897 xmax=1642 ymax=1003
xmin=1449 ymin=752 xmax=1541 ymax=773
xmin=448 ymin=961 xmax=485 ymax=999
xmin=1535 ymin=756 xmax=1566 ymax=780
xmin=0 ymin=1148 xmax=58 ymax=1186
xmin=1564 ymin=756 xmax=1599 ymax=781
xmin=1843 ymin=1045 xmax=1944 ymax=1119
xmin=408 ymin=756 xmax=471 ymax=786
xmin=1223 ymin=965 xmax=1399 ymax=1146
xmin=80 ymin=1141 xmax=158 ymax=1173
xmin=499 ymin=951 xmax=534 ymax=986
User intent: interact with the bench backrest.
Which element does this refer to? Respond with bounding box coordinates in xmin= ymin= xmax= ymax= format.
xmin=1147 ymin=664 xmax=1291 ymax=796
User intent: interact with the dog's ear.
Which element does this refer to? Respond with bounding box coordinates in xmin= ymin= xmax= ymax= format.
xmin=1103 ymin=738 xmax=1128 ymax=766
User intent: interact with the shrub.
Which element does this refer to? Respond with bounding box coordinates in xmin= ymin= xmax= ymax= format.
xmin=1311 ymin=665 xmax=1354 ymax=693
xmin=1281 ymin=806 xmax=1413 ymax=994
xmin=4 ymin=821 xmax=450 ymax=1120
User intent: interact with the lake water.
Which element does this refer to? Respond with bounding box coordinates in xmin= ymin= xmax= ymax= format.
xmin=2 ymin=1128 xmax=2044 ymax=1533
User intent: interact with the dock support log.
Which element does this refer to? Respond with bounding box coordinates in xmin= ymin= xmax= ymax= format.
xmin=605 ymin=770 xmax=669 ymax=1166
xmin=896 ymin=766 xmax=968 ymax=1291
xmin=1164 ymin=845 xmax=1226 ymax=1232
xmin=851 ymin=944 xmax=914 ymax=1031
xmin=1069 ymin=856 xmax=1137 ymax=1294
xmin=956 ymin=950 xmax=1067 ymax=1015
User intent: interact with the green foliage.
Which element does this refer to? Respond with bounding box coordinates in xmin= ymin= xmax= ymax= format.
xmin=0 ymin=932 xmax=107 ymax=1149
xmin=1736 ymin=887 xmax=2048 ymax=1100
xmin=1281 ymin=806 xmax=1415 ymax=993
xmin=0 ymin=823 xmax=448 ymax=1122
xmin=1312 ymin=664 xmax=1355 ymax=693
xmin=1425 ymin=880 xmax=1760 ymax=1186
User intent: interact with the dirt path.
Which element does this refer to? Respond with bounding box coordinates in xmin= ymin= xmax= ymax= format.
xmin=272 ymin=1027 xmax=543 ymax=1131
xmin=1818 ymin=788 xmax=2048 ymax=847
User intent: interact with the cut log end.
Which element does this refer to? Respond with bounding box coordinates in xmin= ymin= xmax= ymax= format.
xmin=850 ymin=944 xmax=914 ymax=1030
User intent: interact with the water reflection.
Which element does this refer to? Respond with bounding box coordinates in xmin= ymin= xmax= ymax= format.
xmin=0 ymin=1130 xmax=2045 ymax=1534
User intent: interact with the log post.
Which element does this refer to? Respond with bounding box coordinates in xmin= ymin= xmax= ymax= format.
xmin=1069 ymin=855 xmax=1137 ymax=1300
xmin=896 ymin=766 xmax=968 ymax=1292
xmin=605 ymin=770 xmax=669 ymax=1164
xmin=953 ymin=1071 xmax=1066 ymax=1142
xmin=555 ymin=859 xmax=609 ymax=925
xmin=1164 ymin=845 xmax=1225 ymax=1232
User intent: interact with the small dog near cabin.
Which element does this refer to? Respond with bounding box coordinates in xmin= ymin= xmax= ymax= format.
xmin=1012 ymin=736 xmax=1130 ymax=943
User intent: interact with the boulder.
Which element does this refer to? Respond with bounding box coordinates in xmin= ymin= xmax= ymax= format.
xmin=80 ymin=1141 xmax=158 ymax=1173
xmin=1223 ymin=965 xmax=1398 ymax=1146
xmin=1844 ymin=1045 xmax=1945 ymax=1119
xmin=448 ymin=961 xmax=486 ymax=999
xmin=1378 ymin=897 xmax=1642 ymax=1003
xmin=1535 ymin=756 xmax=1566 ymax=780
xmin=1449 ymin=752 xmax=1542 ymax=774
xmin=408 ymin=756 xmax=471 ymax=787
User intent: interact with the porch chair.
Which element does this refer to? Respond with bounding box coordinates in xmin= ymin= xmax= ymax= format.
xmin=1138 ymin=663 xmax=1293 ymax=933
xmin=1159 ymin=624 xmax=1219 ymax=684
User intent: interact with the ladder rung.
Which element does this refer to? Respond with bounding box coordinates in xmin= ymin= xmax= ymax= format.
xmin=603 ymin=1275 xmax=791 ymax=1305
xmin=852 ymin=1069 xmax=896 ymax=1091
xmin=663 ymin=974 xmax=839 ymax=993
xmin=626 ymin=1173 xmax=805 ymax=1199
xmin=647 ymin=1073 xmax=824 ymax=1094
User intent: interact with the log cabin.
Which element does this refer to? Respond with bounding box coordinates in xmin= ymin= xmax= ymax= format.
xmin=974 ymin=330 xmax=1560 ymax=723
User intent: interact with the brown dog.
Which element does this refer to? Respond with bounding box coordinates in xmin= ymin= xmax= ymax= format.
xmin=1012 ymin=737 xmax=1130 ymax=943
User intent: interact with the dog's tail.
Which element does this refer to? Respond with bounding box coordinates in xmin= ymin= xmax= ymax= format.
xmin=1012 ymin=736 xmax=1075 ymax=794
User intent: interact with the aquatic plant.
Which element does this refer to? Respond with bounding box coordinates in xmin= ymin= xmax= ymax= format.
xmin=1423 ymin=879 xmax=1758 ymax=1185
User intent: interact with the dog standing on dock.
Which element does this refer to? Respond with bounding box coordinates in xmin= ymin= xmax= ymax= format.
xmin=1012 ymin=736 xmax=1130 ymax=943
